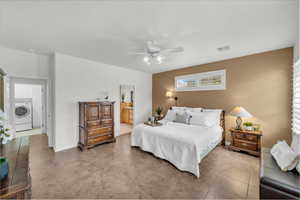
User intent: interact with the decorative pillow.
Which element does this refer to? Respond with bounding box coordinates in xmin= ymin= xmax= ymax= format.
xmin=270 ymin=140 xmax=300 ymax=171
xmin=188 ymin=111 xmax=219 ymax=127
xmin=173 ymin=112 xmax=190 ymax=124
xmin=164 ymin=110 xmax=177 ymax=122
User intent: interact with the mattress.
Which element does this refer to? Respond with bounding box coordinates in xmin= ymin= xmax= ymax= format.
xmin=131 ymin=121 xmax=223 ymax=177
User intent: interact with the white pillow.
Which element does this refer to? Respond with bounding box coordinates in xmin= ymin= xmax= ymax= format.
xmin=202 ymin=109 xmax=222 ymax=122
xmin=188 ymin=111 xmax=219 ymax=127
xmin=164 ymin=109 xmax=177 ymax=121
xmin=190 ymin=107 xmax=203 ymax=113
xmin=270 ymin=140 xmax=300 ymax=171
xmin=172 ymin=106 xmax=186 ymax=112
xmin=173 ymin=107 xmax=203 ymax=113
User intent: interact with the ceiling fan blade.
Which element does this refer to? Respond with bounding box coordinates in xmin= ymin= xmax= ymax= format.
xmin=161 ymin=46 xmax=184 ymax=53
xmin=128 ymin=49 xmax=147 ymax=55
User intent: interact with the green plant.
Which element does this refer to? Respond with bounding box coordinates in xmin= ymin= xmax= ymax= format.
xmin=0 ymin=112 xmax=10 ymax=145
xmin=243 ymin=122 xmax=253 ymax=127
xmin=155 ymin=106 xmax=163 ymax=116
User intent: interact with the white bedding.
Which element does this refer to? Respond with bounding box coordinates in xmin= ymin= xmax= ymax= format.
xmin=131 ymin=121 xmax=223 ymax=177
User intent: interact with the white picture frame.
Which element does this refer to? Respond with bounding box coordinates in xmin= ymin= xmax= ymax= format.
xmin=175 ymin=69 xmax=226 ymax=91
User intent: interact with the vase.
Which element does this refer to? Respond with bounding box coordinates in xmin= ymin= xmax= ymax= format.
xmin=245 ymin=126 xmax=253 ymax=131
xmin=0 ymin=140 xmax=8 ymax=180
xmin=0 ymin=157 xmax=8 ymax=180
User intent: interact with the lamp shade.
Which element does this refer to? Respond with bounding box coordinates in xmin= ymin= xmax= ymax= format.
xmin=229 ymin=106 xmax=253 ymax=118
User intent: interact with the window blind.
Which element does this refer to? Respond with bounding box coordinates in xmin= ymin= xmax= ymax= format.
xmin=293 ymin=60 xmax=300 ymax=134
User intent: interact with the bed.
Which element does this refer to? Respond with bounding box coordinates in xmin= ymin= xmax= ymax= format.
xmin=131 ymin=108 xmax=225 ymax=177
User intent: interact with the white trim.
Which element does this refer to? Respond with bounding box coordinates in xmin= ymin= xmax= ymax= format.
xmin=54 ymin=144 xmax=77 ymax=152
xmin=119 ymin=84 xmax=135 ymax=137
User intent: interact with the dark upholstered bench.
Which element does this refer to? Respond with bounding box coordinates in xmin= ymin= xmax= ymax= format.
xmin=260 ymin=148 xmax=300 ymax=199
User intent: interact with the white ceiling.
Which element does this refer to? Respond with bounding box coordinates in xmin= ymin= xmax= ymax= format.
xmin=0 ymin=0 xmax=298 ymax=73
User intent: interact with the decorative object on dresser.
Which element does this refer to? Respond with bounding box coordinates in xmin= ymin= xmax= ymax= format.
xmin=0 ymin=137 xmax=31 ymax=199
xmin=155 ymin=106 xmax=164 ymax=121
xmin=144 ymin=121 xmax=163 ymax=127
xmin=78 ymin=101 xmax=115 ymax=150
xmin=229 ymin=106 xmax=253 ymax=130
xmin=229 ymin=128 xmax=262 ymax=156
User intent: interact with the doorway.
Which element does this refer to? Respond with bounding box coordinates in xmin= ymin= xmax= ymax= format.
xmin=14 ymin=84 xmax=43 ymax=137
xmin=9 ymin=78 xmax=48 ymax=139
xmin=120 ymin=85 xmax=134 ymax=135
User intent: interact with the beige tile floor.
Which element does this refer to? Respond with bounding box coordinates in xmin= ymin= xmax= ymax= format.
xmin=29 ymin=134 xmax=260 ymax=199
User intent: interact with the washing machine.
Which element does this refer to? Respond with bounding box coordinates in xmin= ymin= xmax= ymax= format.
xmin=15 ymin=98 xmax=33 ymax=132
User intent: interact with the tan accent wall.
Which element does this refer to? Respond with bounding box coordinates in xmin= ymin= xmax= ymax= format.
xmin=153 ymin=48 xmax=293 ymax=147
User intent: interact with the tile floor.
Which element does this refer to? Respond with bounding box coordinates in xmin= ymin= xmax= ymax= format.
xmin=30 ymin=134 xmax=260 ymax=199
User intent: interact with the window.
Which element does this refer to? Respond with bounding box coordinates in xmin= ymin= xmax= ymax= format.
xmin=293 ymin=60 xmax=300 ymax=134
xmin=175 ymin=70 xmax=226 ymax=91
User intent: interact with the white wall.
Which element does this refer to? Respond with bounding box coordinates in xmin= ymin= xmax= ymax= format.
xmin=0 ymin=45 xmax=53 ymax=146
xmin=298 ymin=1 xmax=300 ymax=59
xmin=53 ymin=53 xmax=152 ymax=151
xmin=15 ymin=84 xmax=43 ymax=128
xmin=0 ymin=46 xmax=50 ymax=78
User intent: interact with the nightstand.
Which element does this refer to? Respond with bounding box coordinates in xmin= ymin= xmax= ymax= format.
xmin=229 ymin=128 xmax=262 ymax=156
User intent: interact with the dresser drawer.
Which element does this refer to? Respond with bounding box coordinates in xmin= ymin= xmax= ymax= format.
xmin=88 ymin=134 xmax=113 ymax=145
xmin=245 ymin=134 xmax=258 ymax=142
xmin=234 ymin=132 xmax=245 ymax=140
xmin=87 ymin=127 xmax=112 ymax=137
xmin=101 ymin=119 xmax=113 ymax=126
xmin=234 ymin=141 xmax=257 ymax=151
xmin=86 ymin=120 xmax=100 ymax=127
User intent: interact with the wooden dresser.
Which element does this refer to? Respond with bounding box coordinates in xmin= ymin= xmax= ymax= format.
xmin=229 ymin=129 xmax=262 ymax=156
xmin=78 ymin=101 xmax=115 ymax=150
xmin=0 ymin=137 xmax=31 ymax=199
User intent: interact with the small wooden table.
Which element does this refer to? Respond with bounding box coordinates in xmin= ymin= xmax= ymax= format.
xmin=229 ymin=128 xmax=262 ymax=156
xmin=144 ymin=121 xmax=163 ymax=127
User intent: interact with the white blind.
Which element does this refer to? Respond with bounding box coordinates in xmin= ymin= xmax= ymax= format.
xmin=293 ymin=60 xmax=300 ymax=134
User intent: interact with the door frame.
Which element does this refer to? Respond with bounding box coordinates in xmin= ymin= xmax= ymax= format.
xmin=119 ymin=84 xmax=135 ymax=136
xmin=8 ymin=76 xmax=53 ymax=147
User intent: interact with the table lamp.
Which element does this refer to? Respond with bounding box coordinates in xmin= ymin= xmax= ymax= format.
xmin=229 ymin=106 xmax=253 ymax=130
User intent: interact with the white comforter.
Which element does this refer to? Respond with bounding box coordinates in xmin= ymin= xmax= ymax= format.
xmin=131 ymin=121 xmax=223 ymax=177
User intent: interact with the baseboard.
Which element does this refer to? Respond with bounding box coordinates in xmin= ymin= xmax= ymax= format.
xmin=54 ymin=144 xmax=77 ymax=152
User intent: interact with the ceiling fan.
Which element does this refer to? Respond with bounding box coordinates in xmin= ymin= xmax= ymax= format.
xmin=131 ymin=40 xmax=184 ymax=65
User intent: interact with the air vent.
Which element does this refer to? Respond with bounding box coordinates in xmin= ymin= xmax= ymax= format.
xmin=217 ymin=45 xmax=230 ymax=52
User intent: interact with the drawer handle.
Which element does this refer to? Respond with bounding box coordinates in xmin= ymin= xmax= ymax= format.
xmin=242 ymin=143 xmax=247 ymax=146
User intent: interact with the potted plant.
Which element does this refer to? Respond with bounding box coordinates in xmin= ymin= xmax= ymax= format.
xmin=0 ymin=110 xmax=11 ymax=180
xmin=155 ymin=106 xmax=163 ymax=120
xmin=243 ymin=122 xmax=253 ymax=131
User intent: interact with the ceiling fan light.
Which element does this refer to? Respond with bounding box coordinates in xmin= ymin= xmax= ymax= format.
xmin=156 ymin=55 xmax=164 ymax=64
xmin=143 ymin=56 xmax=150 ymax=63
